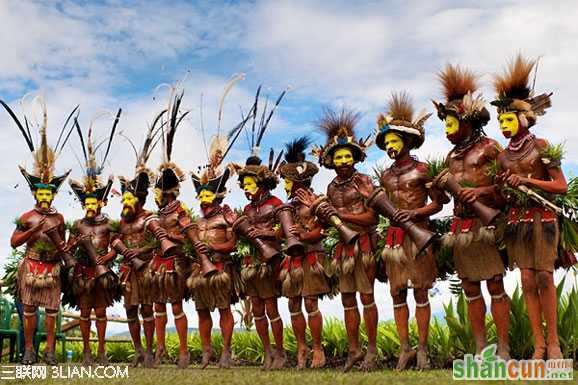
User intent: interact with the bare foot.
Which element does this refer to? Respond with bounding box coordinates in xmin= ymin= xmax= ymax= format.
xmin=296 ymin=346 xmax=309 ymax=370
xmin=177 ymin=351 xmax=190 ymax=369
xmin=395 ymin=348 xmax=416 ymax=371
xmin=21 ymin=349 xmax=36 ymax=365
xmin=144 ymin=351 xmax=154 ymax=368
xmin=416 ymin=349 xmax=431 ymax=370
xmin=497 ymin=344 xmax=510 ymax=361
xmin=261 ymin=350 xmax=273 ymax=371
xmin=532 ymin=345 xmax=546 ymax=360
xmin=547 ymin=343 xmax=563 ymax=360
xmin=43 ymin=350 xmax=58 ymax=366
xmin=131 ymin=347 xmax=144 ymax=368
xmin=271 ymin=349 xmax=287 ymax=370
xmin=310 ymin=349 xmax=326 ymax=369
xmin=343 ymin=350 xmax=364 ymax=373
xmin=82 ymin=349 xmax=93 ymax=367
xmin=200 ymin=349 xmax=212 ymax=369
xmin=218 ymin=349 xmax=233 ymax=369
xmin=361 ymin=349 xmax=378 ymax=372
xmin=154 ymin=346 xmax=166 ymax=367
xmin=96 ymin=351 xmax=109 ymax=366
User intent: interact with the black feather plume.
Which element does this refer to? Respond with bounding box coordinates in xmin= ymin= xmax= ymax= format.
xmin=284 ymin=136 xmax=310 ymax=163
xmin=100 ymin=108 xmax=121 ymax=169
xmin=0 ymin=100 xmax=35 ymax=152
xmin=74 ymin=118 xmax=88 ymax=162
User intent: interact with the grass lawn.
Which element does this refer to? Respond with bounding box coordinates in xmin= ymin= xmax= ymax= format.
xmin=3 ymin=366 xmax=575 ymax=385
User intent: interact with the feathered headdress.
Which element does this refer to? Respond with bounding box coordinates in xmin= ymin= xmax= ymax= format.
xmin=118 ymin=108 xmax=165 ymax=200
xmin=69 ymin=109 xmax=121 ymax=205
xmin=312 ymin=107 xmax=371 ymax=169
xmin=154 ymin=83 xmax=190 ymax=194
xmin=375 ymin=91 xmax=431 ymax=150
xmin=191 ymin=74 xmax=251 ymax=201
xmin=432 ymin=64 xmax=490 ymax=126
xmin=278 ymin=136 xmax=318 ymax=182
xmin=1 ymin=94 xmax=76 ymax=193
xmin=490 ymin=54 xmax=552 ymax=128
xmin=235 ymin=85 xmax=288 ymax=190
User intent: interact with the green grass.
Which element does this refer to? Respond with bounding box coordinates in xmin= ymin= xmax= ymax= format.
xmin=5 ymin=366 xmax=561 ymax=385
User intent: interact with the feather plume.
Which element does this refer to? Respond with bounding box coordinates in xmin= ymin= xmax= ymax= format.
xmin=284 ymin=136 xmax=311 ymax=163
xmin=529 ymin=92 xmax=553 ymax=116
xmin=387 ymin=91 xmax=414 ymax=122
xmin=438 ymin=64 xmax=479 ymax=102
xmin=493 ymin=54 xmax=536 ymax=100
xmin=217 ymin=73 xmax=245 ymax=132
xmin=317 ymin=107 xmax=361 ymax=138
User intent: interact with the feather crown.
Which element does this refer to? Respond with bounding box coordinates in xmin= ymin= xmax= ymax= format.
xmin=375 ymin=91 xmax=431 ymax=150
xmin=278 ymin=136 xmax=318 ymax=182
xmin=1 ymin=94 xmax=75 ymax=193
xmin=313 ymin=107 xmax=371 ymax=169
xmin=490 ymin=54 xmax=552 ymax=124
xmin=69 ymin=109 xmax=121 ymax=204
xmin=432 ymin=64 xmax=490 ymax=126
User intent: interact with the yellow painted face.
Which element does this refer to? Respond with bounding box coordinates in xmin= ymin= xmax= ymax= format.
xmin=284 ymin=178 xmax=294 ymax=197
xmin=34 ymin=188 xmax=54 ymax=209
xmin=384 ymin=132 xmax=404 ymax=159
xmin=121 ymin=191 xmax=138 ymax=216
xmin=154 ymin=187 xmax=162 ymax=207
xmin=242 ymin=176 xmax=258 ymax=195
xmin=332 ymin=147 xmax=354 ymax=167
xmin=444 ymin=115 xmax=460 ymax=137
xmin=198 ymin=189 xmax=216 ymax=205
xmin=498 ymin=112 xmax=519 ymax=138
xmin=84 ymin=197 xmax=101 ymax=218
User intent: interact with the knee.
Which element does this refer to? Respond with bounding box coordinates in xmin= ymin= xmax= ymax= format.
xmin=251 ymin=299 xmax=265 ymax=317
xmin=359 ymin=293 xmax=375 ymax=306
xmin=197 ymin=309 xmax=210 ymax=318
xmin=521 ymin=272 xmax=538 ymax=291
xmin=154 ymin=303 xmax=166 ymax=313
xmin=126 ymin=307 xmax=139 ymax=319
xmin=23 ymin=305 xmax=36 ymax=314
xmin=461 ymin=281 xmax=481 ymax=298
xmin=341 ymin=293 xmax=357 ymax=307
xmin=487 ymin=276 xmax=506 ymax=296
xmin=265 ymin=299 xmax=279 ymax=317
xmin=80 ymin=307 xmax=91 ymax=317
xmin=171 ymin=302 xmax=183 ymax=315
xmin=413 ymin=289 xmax=429 ymax=305
xmin=392 ymin=289 xmax=407 ymax=305
xmin=304 ymin=297 xmax=318 ymax=314
xmin=288 ymin=298 xmax=302 ymax=313
xmin=140 ymin=305 xmax=153 ymax=318
xmin=94 ymin=308 xmax=106 ymax=318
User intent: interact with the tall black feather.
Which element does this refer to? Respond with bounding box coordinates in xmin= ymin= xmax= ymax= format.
xmin=268 ymin=148 xmax=274 ymax=170
xmin=257 ymin=91 xmax=286 ymax=146
xmin=100 ymin=108 xmax=121 ymax=169
xmin=284 ymin=136 xmax=310 ymax=163
xmin=0 ymin=100 xmax=34 ymax=152
xmin=74 ymin=118 xmax=88 ymax=162
xmin=55 ymin=105 xmax=79 ymax=152
xmin=250 ymin=85 xmax=261 ymax=148
xmin=273 ymin=150 xmax=284 ymax=172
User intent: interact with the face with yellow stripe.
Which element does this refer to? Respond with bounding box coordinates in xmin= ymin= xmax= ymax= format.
xmin=34 ymin=188 xmax=54 ymax=209
xmin=84 ymin=197 xmax=103 ymax=218
xmin=498 ymin=112 xmax=520 ymax=138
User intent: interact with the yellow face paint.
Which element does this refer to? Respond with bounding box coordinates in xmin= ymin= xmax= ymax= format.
xmin=444 ymin=115 xmax=459 ymax=137
xmin=84 ymin=197 xmax=100 ymax=217
xmin=332 ymin=147 xmax=354 ymax=167
xmin=34 ymin=188 xmax=54 ymax=209
xmin=498 ymin=112 xmax=520 ymax=138
xmin=384 ymin=132 xmax=404 ymax=159
xmin=242 ymin=176 xmax=258 ymax=195
xmin=121 ymin=191 xmax=138 ymax=216
xmin=198 ymin=189 xmax=216 ymax=205
xmin=153 ymin=188 xmax=162 ymax=207
xmin=284 ymin=178 xmax=294 ymax=197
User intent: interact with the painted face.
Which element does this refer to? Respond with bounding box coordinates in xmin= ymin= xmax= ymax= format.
xmin=198 ymin=189 xmax=216 ymax=205
xmin=498 ymin=112 xmax=520 ymax=138
xmin=84 ymin=197 xmax=101 ymax=218
xmin=153 ymin=187 xmax=163 ymax=208
xmin=444 ymin=115 xmax=459 ymax=137
xmin=384 ymin=132 xmax=404 ymax=159
xmin=284 ymin=178 xmax=294 ymax=197
xmin=34 ymin=188 xmax=54 ymax=209
xmin=332 ymin=148 xmax=354 ymax=167
xmin=242 ymin=176 xmax=258 ymax=195
xmin=121 ymin=191 xmax=138 ymax=218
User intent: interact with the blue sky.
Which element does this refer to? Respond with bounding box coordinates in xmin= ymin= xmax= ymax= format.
xmin=1 ymin=0 xmax=577 ymax=333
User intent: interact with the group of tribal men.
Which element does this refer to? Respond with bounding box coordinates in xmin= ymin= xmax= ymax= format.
xmin=5 ymin=55 xmax=572 ymax=371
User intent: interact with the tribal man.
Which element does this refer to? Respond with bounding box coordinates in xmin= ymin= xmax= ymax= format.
xmin=187 ymin=147 xmax=237 ymax=368
xmin=4 ymin=97 xmax=73 ymax=365
xmin=492 ymin=55 xmax=566 ymax=359
xmin=111 ymin=124 xmax=160 ymax=368
xmin=278 ymin=136 xmax=331 ymax=369
xmin=432 ymin=65 xmax=510 ymax=359
xmin=67 ymin=110 xmax=121 ymax=365
xmin=297 ymin=108 xmax=378 ymax=372
xmin=373 ymin=92 xmax=441 ymax=370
